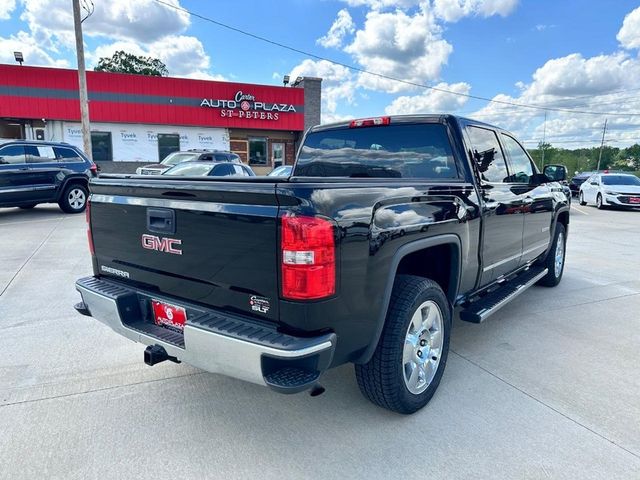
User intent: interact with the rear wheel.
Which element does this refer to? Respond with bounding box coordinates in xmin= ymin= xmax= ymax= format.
xmin=537 ymin=223 xmax=566 ymax=287
xmin=579 ymin=192 xmax=586 ymax=206
xmin=58 ymin=184 xmax=88 ymax=213
xmin=355 ymin=275 xmax=451 ymax=414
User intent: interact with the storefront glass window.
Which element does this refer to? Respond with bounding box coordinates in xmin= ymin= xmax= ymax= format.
xmin=91 ymin=132 xmax=113 ymax=161
xmin=249 ymin=138 xmax=268 ymax=165
xmin=158 ymin=134 xmax=180 ymax=161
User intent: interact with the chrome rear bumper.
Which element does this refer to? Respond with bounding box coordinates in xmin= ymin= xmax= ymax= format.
xmin=75 ymin=276 xmax=336 ymax=393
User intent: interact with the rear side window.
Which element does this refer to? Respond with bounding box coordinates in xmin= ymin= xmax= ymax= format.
xmin=295 ymin=123 xmax=459 ymax=179
xmin=211 ymin=164 xmax=236 ymax=176
xmin=0 ymin=145 xmax=26 ymax=164
xmin=467 ymin=126 xmax=509 ymax=183
xmin=54 ymin=147 xmax=84 ymax=162
xmin=25 ymin=145 xmax=57 ymax=163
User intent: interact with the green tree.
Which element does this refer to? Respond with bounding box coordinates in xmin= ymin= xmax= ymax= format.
xmin=613 ymin=144 xmax=640 ymax=171
xmin=94 ymin=51 xmax=168 ymax=76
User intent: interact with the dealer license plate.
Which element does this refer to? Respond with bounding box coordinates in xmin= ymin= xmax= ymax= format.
xmin=629 ymin=197 xmax=640 ymax=204
xmin=151 ymin=299 xmax=187 ymax=332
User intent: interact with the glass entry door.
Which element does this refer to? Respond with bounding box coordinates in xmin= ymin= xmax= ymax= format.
xmin=272 ymin=143 xmax=284 ymax=168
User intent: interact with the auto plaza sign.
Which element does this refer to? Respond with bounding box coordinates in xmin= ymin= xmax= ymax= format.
xmin=200 ymin=91 xmax=297 ymax=121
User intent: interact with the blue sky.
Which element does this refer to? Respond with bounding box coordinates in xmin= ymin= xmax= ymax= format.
xmin=2 ymin=0 xmax=640 ymax=147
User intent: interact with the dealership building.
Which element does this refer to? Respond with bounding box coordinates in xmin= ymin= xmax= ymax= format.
xmin=0 ymin=64 xmax=321 ymax=174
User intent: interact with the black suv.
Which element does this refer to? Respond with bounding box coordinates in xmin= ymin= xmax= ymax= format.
xmin=135 ymin=150 xmax=242 ymax=175
xmin=0 ymin=140 xmax=97 ymax=213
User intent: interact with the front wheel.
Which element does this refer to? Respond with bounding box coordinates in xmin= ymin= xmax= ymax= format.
xmin=579 ymin=192 xmax=586 ymax=206
xmin=596 ymin=194 xmax=605 ymax=210
xmin=355 ymin=275 xmax=451 ymax=414
xmin=537 ymin=223 xmax=566 ymax=287
xmin=58 ymin=184 xmax=88 ymax=213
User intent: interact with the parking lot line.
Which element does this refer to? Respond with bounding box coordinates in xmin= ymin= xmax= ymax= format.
xmin=571 ymin=205 xmax=589 ymax=215
xmin=0 ymin=217 xmax=65 ymax=227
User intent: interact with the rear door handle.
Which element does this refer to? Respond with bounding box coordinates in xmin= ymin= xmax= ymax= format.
xmin=147 ymin=208 xmax=176 ymax=235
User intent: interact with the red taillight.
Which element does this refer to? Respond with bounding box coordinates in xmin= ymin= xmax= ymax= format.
xmin=89 ymin=164 xmax=98 ymax=176
xmin=86 ymin=199 xmax=95 ymax=256
xmin=349 ymin=116 xmax=391 ymax=128
xmin=281 ymin=215 xmax=335 ymax=300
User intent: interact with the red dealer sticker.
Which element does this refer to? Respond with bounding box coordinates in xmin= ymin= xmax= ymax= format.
xmin=151 ymin=300 xmax=187 ymax=332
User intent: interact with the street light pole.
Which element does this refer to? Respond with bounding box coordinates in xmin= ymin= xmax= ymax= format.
xmin=72 ymin=0 xmax=92 ymax=160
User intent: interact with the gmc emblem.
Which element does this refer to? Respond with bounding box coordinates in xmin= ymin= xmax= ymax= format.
xmin=141 ymin=234 xmax=182 ymax=255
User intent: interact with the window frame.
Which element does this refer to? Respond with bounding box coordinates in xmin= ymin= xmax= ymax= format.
xmin=499 ymin=133 xmax=537 ymax=185
xmin=466 ymin=125 xmax=511 ymax=185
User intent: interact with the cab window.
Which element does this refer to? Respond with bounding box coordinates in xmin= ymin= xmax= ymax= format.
xmin=501 ymin=134 xmax=534 ymax=183
xmin=467 ymin=126 xmax=509 ymax=183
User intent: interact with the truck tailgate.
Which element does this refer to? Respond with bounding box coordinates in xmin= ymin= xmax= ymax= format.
xmin=89 ymin=177 xmax=281 ymax=321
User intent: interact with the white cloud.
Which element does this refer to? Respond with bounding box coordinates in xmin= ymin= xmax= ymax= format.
xmin=433 ymin=0 xmax=519 ymax=22
xmin=289 ymin=59 xmax=357 ymax=122
xmin=342 ymin=0 xmax=421 ymax=10
xmin=317 ymin=9 xmax=355 ymax=48
xmin=90 ymin=35 xmax=215 ymax=79
xmin=0 ymin=0 xmax=16 ymax=20
xmin=0 ymin=31 xmax=69 ymax=67
xmin=618 ymin=6 xmax=640 ymax=50
xmin=526 ymin=52 xmax=639 ymax=98
xmin=345 ymin=5 xmax=453 ymax=93
xmin=20 ymin=0 xmax=190 ymax=48
xmin=469 ymin=50 xmax=640 ymax=147
xmin=385 ymin=82 xmax=471 ymax=114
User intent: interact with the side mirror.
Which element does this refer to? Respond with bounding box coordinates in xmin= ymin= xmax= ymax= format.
xmin=543 ymin=164 xmax=567 ymax=182
xmin=590 ymin=181 xmax=598 ymax=186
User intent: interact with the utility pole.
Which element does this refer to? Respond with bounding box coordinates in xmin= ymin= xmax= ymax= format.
xmin=596 ymin=118 xmax=607 ymax=171
xmin=541 ymin=112 xmax=547 ymax=168
xmin=72 ymin=0 xmax=92 ymax=160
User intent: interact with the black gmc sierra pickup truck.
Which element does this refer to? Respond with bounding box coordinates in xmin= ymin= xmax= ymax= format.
xmin=74 ymin=114 xmax=569 ymax=414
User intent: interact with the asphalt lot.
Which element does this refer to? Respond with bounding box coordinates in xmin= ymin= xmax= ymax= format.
xmin=1 ymin=202 xmax=639 ymax=480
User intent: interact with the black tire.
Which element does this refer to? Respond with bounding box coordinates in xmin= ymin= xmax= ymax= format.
xmin=596 ymin=194 xmax=605 ymax=210
xmin=58 ymin=183 xmax=88 ymax=214
xmin=19 ymin=204 xmax=37 ymax=209
xmin=579 ymin=192 xmax=586 ymax=206
xmin=537 ymin=223 xmax=566 ymax=287
xmin=355 ymin=275 xmax=451 ymax=414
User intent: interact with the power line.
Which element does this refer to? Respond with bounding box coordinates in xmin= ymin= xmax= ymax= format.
xmin=153 ymin=0 xmax=640 ymax=118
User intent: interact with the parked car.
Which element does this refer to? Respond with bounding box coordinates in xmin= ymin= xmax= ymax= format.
xmin=135 ymin=150 xmax=242 ymax=175
xmin=75 ymin=114 xmax=569 ymax=414
xmin=267 ymin=165 xmax=293 ymax=177
xmin=0 ymin=140 xmax=97 ymax=213
xmin=569 ymin=172 xmax=594 ymax=197
xmin=579 ymin=172 xmax=640 ymax=208
xmin=163 ymin=161 xmax=255 ymax=177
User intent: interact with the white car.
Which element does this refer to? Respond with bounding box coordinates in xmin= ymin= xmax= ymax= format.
xmin=578 ymin=173 xmax=640 ymax=209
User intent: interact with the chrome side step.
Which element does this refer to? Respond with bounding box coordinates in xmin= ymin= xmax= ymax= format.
xmin=459 ymin=267 xmax=548 ymax=323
